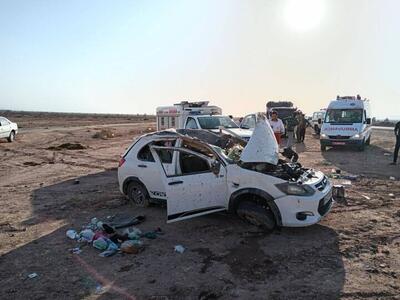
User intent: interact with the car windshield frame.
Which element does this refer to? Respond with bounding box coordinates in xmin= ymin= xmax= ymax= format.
xmin=324 ymin=109 xmax=363 ymax=124
xmin=197 ymin=116 xmax=239 ymax=129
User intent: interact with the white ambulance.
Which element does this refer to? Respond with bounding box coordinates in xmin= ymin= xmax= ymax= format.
xmin=156 ymin=101 xmax=253 ymax=140
xmin=320 ymin=95 xmax=372 ymax=151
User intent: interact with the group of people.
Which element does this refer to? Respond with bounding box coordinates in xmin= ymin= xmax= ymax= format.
xmin=269 ymin=110 xmax=309 ymax=147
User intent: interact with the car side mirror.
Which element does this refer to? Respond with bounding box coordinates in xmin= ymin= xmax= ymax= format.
xmin=318 ymin=118 xmax=322 ymax=125
xmin=210 ymin=160 xmax=221 ymax=175
xmin=366 ymin=118 xmax=371 ymax=125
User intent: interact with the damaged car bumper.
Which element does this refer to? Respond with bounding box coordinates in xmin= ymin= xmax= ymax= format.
xmin=274 ymin=177 xmax=333 ymax=227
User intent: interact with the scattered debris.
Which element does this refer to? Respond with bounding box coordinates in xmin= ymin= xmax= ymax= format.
xmin=66 ymin=229 xmax=78 ymax=240
xmin=109 ymin=215 xmax=145 ymax=229
xmin=361 ymin=195 xmax=371 ymax=200
xmin=70 ymin=247 xmax=82 ymax=254
xmin=340 ymin=180 xmax=352 ymax=186
xmin=47 ymin=143 xmax=86 ymax=151
xmin=389 ymin=176 xmax=396 ymax=181
xmin=389 ymin=193 xmax=395 ymax=198
xmin=332 ymin=185 xmax=345 ymax=201
xmin=28 ymin=273 xmax=38 ymax=279
xmin=121 ymin=240 xmax=143 ymax=254
xmin=383 ymin=153 xmax=391 ymax=156
xmin=65 ymin=215 xmax=151 ymax=258
xmin=174 ymin=245 xmax=185 ymax=254
xmin=74 ymin=179 xmax=80 ymax=185
xmin=92 ymin=129 xmax=115 ymax=139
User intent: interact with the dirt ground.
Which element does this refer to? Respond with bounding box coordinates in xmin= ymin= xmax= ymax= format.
xmin=0 ymin=115 xmax=399 ymax=300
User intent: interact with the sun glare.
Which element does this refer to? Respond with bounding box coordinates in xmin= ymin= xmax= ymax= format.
xmin=284 ymin=0 xmax=325 ymax=32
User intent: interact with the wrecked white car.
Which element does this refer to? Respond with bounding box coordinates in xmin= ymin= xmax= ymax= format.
xmin=118 ymin=117 xmax=333 ymax=230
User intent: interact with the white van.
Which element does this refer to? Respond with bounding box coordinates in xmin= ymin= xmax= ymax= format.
xmin=311 ymin=110 xmax=326 ymax=134
xmin=156 ymin=101 xmax=253 ymax=140
xmin=320 ymin=95 xmax=372 ymax=151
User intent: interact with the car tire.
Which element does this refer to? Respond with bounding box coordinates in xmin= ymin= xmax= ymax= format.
xmin=365 ymin=135 xmax=371 ymax=145
xmin=127 ymin=181 xmax=150 ymax=207
xmin=321 ymin=145 xmax=326 ymax=151
xmin=358 ymin=140 xmax=365 ymax=151
xmin=236 ymin=201 xmax=276 ymax=231
xmin=7 ymin=131 xmax=15 ymax=143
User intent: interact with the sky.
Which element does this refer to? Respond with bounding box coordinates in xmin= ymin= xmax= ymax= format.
xmin=0 ymin=0 xmax=400 ymax=119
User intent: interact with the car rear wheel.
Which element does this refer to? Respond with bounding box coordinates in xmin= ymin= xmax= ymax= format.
xmin=236 ymin=201 xmax=276 ymax=231
xmin=7 ymin=131 xmax=15 ymax=143
xmin=127 ymin=181 xmax=150 ymax=207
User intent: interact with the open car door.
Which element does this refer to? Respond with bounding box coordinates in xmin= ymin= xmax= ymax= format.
xmin=151 ymin=146 xmax=228 ymax=223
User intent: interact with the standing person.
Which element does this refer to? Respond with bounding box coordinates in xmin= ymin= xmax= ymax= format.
xmin=269 ymin=111 xmax=285 ymax=146
xmin=296 ymin=113 xmax=307 ymax=143
xmin=390 ymin=120 xmax=400 ymax=165
xmin=284 ymin=111 xmax=299 ymax=148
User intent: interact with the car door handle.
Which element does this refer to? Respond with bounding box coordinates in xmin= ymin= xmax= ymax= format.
xmin=168 ymin=181 xmax=183 ymax=186
xmin=137 ymin=164 xmax=147 ymax=168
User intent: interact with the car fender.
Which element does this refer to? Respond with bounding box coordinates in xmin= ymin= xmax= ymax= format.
xmin=228 ymin=188 xmax=282 ymax=226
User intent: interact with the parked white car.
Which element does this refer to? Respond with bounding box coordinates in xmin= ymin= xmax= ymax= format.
xmin=0 ymin=117 xmax=18 ymax=142
xmin=118 ymin=117 xmax=333 ymax=230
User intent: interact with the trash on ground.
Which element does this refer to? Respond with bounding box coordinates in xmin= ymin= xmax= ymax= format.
xmin=361 ymin=195 xmax=371 ymax=200
xmin=174 ymin=245 xmax=185 ymax=253
xmin=95 ymin=283 xmax=105 ymax=294
xmin=389 ymin=193 xmax=395 ymax=198
xmin=74 ymin=179 xmax=80 ymax=185
xmin=383 ymin=153 xmax=391 ymax=156
xmin=123 ymin=227 xmax=142 ymax=240
xmin=93 ymin=237 xmax=109 ymax=251
xmin=340 ymin=180 xmax=352 ymax=186
xmin=110 ymin=215 xmax=146 ymax=229
xmin=70 ymin=247 xmax=82 ymax=254
xmin=79 ymin=229 xmax=95 ymax=242
xmin=28 ymin=273 xmax=38 ymax=279
xmin=389 ymin=176 xmax=396 ymax=180
xmin=66 ymin=229 xmax=78 ymax=240
xmin=332 ymin=185 xmax=345 ymax=201
xmin=66 ymin=215 xmax=152 ymax=258
xmin=121 ymin=240 xmax=143 ymax=254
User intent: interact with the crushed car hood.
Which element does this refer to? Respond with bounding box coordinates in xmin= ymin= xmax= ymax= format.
xmin=240 ymin=115 xmax=279 ymax=165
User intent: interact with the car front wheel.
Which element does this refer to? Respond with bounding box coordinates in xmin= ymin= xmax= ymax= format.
xmin=236 ymin=201 xmax=276 ymax=231
xmin=7 ymin=131 xmax=15 ymax=143
xmin=127 ymin=181 xmax=150 ymax=207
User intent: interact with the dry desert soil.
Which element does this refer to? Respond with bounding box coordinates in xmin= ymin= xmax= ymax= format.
xmin=0 ymin=113 xmax=399 ymax=300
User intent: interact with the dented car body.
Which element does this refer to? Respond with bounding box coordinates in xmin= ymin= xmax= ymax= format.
xmin=118 ymin=117 xmax=333 ymax=229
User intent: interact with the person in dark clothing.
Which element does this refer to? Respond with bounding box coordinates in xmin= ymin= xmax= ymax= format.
xmin=283 ymin=112 xmax=299 ymax=148
xmin=296 ymin=113 xmax=308 ymax=143
xmin=390 ymin=121 xmax=400 ymax=165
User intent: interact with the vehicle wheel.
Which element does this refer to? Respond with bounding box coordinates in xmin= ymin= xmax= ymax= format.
xmin=365 ymin=136 xmax=371 ymax=145
xmin=7 ymin=131 xmax=15 ymax=143
xmin=321 ymin=145 xmax=326 ymax=151
xmin=358 ymin=141 xmax=365 ymax=151
xmin=236 ymin=201 xmax=276 ymax=231
xmin=127 ymin=181 xmax=150 ymax=207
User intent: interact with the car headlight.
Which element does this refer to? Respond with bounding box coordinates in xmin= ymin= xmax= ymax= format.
xmin=275 ymin=182 xmax=315 ymax=196
xmin=320 ymin=133 xmax=328 ymax=139
xmin=351 ymin=133 xmax=360 ymax=139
